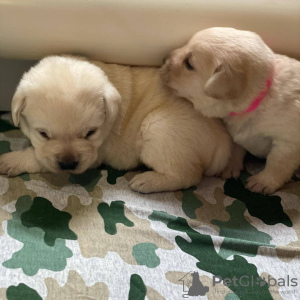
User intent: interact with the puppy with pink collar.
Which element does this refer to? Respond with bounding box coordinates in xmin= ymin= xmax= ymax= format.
xmin=161 ymin=27 xmax=300 ymax=194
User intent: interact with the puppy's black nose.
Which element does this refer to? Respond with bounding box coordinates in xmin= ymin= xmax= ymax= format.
xmin=59 ymin=161 xmax=79 ymax=170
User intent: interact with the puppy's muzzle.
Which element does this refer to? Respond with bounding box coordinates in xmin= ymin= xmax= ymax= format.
xmin=58 ymin=160 xmax=79 ymax=171
xmin=57 ymin=151 xmax=79 ymax=171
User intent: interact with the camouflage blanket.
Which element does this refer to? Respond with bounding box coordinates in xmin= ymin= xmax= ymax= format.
xmin=0 ymin=113 xmax=299 ymax=300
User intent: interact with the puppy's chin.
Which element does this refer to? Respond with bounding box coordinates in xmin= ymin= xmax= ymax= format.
xmin=164 ymin=84 xmax=181 ymax=98
xmin=193 ymin=100 xmax=233 ymax=119
xmin=159 ymin=69 xmax=182 ymax=97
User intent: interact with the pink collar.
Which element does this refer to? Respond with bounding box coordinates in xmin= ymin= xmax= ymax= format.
xmin=230 ymin=77 xmax=272 ymax=116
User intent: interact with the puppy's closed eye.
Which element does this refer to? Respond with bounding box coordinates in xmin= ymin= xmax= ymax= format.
xmin=85 ymin=129 xmax=97 ymax=139
xmin=39 ymin=131 xmax=49 ymax=139
xmin=184 ymin=58 xmax=194 ymax=71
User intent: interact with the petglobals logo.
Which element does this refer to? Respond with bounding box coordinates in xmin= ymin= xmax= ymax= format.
xmin=179 ymin=271 xmax=210 ymax=298
xmin=213 ymin=275 xmax=298 ymax=288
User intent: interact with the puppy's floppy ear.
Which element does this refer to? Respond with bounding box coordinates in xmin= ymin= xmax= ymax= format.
xmin=11 ymin=85 xmax=26 ymax=127
xmin=204 ymin=64 xmax=246 ymax=99
xmin=103 ymin=81 xmax=121 ymax=129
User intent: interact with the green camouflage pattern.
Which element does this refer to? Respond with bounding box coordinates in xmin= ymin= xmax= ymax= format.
xmin=0 ymin=113 xmax=299 ymax=299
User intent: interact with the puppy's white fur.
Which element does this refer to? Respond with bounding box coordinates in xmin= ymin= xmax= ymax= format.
xmin=0 ymin=56 xmax=233 ymax=193
xmin=161 ymin=27 xmax=300 ymax=194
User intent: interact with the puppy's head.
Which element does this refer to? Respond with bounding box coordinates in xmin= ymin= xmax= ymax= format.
xmin=161 ymin=27 xmax=274 ymax=118
xmin=12 ymin=56 xmax=121 ymax=174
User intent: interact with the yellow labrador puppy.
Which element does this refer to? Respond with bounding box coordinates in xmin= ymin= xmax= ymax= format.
xmin=0 ymin=56 xmax=233 ymax=193
xmin=161 ymin=27 xmax=300 ymax=194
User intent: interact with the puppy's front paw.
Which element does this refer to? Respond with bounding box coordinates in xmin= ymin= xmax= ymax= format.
xmin=219 ymin=144 xmax=245 ymax=180
xmin=129 ymin=172 xmax=156 ymax=193
xmin=246 ymin=172 xmax=281 ymax=195
xmin=129 ymin=171 xmax=170 ymax=194
xmin=0 ymin=152 xmax=26 ymax=176
xmin=220 ymin=160 xmax=244 ymax=180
